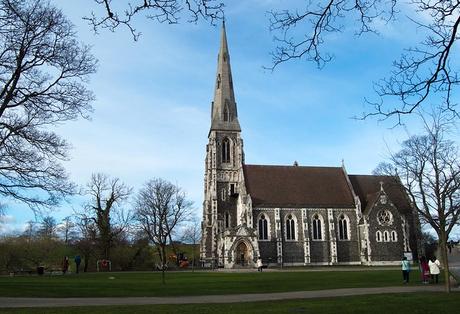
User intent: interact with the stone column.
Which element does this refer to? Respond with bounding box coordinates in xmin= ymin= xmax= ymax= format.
xmin=302 ymin=208 xmax=310 ymax=265
xmin=275 ymin=208 xmax=283 ymax=265
xmin=328 ymin=209 xmax=337 ymax=264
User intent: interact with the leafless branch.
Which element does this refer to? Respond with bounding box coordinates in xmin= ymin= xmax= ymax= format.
xmin=0 ymin=0 xmax=97 ymax=212
xmin=85 ymin=0 xmax=225 ymax=40
xmin=268 ymin=0 xmax=397 ymax=70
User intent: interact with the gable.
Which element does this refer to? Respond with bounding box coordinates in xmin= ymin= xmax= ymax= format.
xmin=243 ymin=164 xmax=355 ymax=208
xmin=348 ymin=175 xmax=412 ymax=215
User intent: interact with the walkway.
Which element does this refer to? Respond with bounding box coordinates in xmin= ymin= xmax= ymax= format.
xmin=0 ymin=285 xmax=457 ymax=308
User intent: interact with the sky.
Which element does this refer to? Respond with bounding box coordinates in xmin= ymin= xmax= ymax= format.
xmin=1 ymin=1 xmax=459 ymax=236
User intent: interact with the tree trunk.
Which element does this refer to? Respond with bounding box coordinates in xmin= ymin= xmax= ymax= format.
xmin=192 ymin=243 xmax=195 ymax=272
xmin=168 ymin=234 xmax=178 ymax=256
xmin=83 ymin=255 xmax=89 ymax=272
xmin=439 ymin=232 xmax=451 ymax=293
xmin=161 ymin=245 xmax=166 ymax=284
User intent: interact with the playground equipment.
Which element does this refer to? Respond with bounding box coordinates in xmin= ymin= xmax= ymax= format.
xmin=96 ymin=259 xmax=112 ymax=272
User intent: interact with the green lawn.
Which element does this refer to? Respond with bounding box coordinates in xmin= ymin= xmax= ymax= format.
xmin=0 ymin=268 xmax=434 ymax=297
xmin=1 ymin=293 xmax=459 ymax=314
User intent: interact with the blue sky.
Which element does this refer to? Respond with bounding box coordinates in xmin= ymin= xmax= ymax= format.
xmin=1 ymin=1 xmax=458 ymax=235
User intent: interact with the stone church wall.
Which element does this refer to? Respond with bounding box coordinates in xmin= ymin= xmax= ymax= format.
xmin=367 ymin=200 xmax=405 ymax=262
xmin=333 ymin=210 xmax=360 ymax=263
xmin=310 ymin=241 xmax=329 ymax=263
xmin=258 ymin=240 xmax=277 ymax=263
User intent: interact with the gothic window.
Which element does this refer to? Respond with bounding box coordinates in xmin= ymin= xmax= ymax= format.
xmin=225 ymin=211 xmax=230 ymax=228
xmin=286 ymin=214 xmax=296 ymax=240
xmin=391 ymin=230 xmax=398 ymax=242
xmin=222 ymin=138 xmax=231 ymax=163
xmin=217 ymin=74 xmax=221 ymax=89
xmin=258 ymin=214 xmax=268 ymax=240
xmin=312 ymin=214 xmax=323 ymax=240
xmin=221 ymin=188 xmax=226 ymax=201
xmin=376 ymin=230 xmax=382 ymax=242
xmin=338 ymin=214 xmax=349 ymax=240
xmin=383 ymin=230 xmax=390 ymax=242
xmin=377 ymin=209 xmax=393 ymax=226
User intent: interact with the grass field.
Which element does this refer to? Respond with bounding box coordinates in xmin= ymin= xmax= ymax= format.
xmin=1 ymin=292 xmax=459 ymax=314
xmin=0 ymin=268 xmax=437 ymax=298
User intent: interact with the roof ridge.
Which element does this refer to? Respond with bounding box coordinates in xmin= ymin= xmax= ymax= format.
xmin=244 ymin=164 xmax=342 ymax=169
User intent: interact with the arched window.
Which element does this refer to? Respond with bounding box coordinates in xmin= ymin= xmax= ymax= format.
xmin=286 ymin=214 xmax=296 ymax=240
xmin=217 ymin=74 xmax=221 ymax=89
xmin=222 ymin=138 xmax=231 ymax=163
xmin=383 ymin=230 xmax=390 ymax=242
xmin=258 ymin=214 xmax=268 ymax=240
xmin=312 ymin=214 xmax=323 ymax=240
xmin=225 ymin=212 xmax=230 ymax=229
xmin=338 ymin=214 xmax=349 ymax=240
xmin=391 ymin=230 xmax=398 ymax=242
xmin=376 ymin=230 xmax=382 ymax=242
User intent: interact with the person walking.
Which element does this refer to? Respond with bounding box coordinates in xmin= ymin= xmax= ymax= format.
xmin=419 ymin=256 xmax=430 ymax=284
xmin=74 ymin=255 xmax=81 ymax=274
xmin=257 ymin=257 xmax=263 ymax=272
xmin=429 ymin=256 xmax=441 ymax=284
xmin=401 ymin=256 xmax=410 ymax=283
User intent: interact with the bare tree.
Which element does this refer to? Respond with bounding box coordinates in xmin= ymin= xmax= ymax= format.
xmin=83 ymin=173 xmax=132 ymax=260
xmin=135 ymin=178 xmax=192 ymax=284
xmin=0 ymin=0 xmax=97 ymax=211
xmin=58 ymin=216 xmax=77 ymax=245
xmin=85 ymin=0 xmax=225 ymax=40
xmin=74 ymin=214 xmax=97 ymax=272
xmin=374 ymin=114 xmax=460 ymax=292
xmin=38 ymin=216 xmax=57 ymax=239
xmin=268 ymin=1 xmax=460 ymax=123
xmin=181 ymin=216 xmax=201 ymax=271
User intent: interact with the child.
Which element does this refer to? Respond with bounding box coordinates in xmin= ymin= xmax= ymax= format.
xmin=420 ymin=256 xmax=430 ymax=284
xmin=401 ymin=256 xmax=410 ymax=283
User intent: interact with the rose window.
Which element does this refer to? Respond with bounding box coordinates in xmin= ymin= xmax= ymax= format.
xmin=377 ymin=210 xmax=393 ymax=226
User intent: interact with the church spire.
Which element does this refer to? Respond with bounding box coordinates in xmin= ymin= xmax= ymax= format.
xmin=210 ymin=21 xmax=241 ymax=132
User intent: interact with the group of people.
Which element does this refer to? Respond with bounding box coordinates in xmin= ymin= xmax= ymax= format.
xmin=62 ymin=255 xmax=82 ymax=274
xmin=401 ymin=255 xmax=441 ymax=284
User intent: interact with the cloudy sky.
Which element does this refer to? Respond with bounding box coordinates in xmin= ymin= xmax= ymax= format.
xmin=1 ymin=1 xmax=459 ymax=235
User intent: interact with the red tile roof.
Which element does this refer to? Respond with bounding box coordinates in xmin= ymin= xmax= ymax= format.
xmin=348 ymin=175 xmax=413 ymax=214
xmin=243 ymin=164 xmax=355 ymax=208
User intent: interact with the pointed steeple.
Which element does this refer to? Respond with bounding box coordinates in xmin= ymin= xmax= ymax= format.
xmin=210 ymin=21 xmax=241 ymax=132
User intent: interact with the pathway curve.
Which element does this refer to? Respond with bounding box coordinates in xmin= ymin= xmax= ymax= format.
xmin=0 ymin=285 xmax=457 ymax=308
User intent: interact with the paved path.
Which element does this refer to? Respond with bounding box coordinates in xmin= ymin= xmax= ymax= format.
xmin=0 ymin=286 xmax=457 ymax=308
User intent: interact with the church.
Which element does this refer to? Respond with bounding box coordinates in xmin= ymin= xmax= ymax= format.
xmin=200 ymin=23 xmax=421 ymax=268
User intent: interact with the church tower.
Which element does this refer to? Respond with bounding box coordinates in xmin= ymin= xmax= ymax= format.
xmin=201 ymin=22 xmax=257 ymax=268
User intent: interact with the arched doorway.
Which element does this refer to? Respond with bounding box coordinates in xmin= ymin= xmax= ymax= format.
xmin=236 ymin=241 xmax=249 ymax=266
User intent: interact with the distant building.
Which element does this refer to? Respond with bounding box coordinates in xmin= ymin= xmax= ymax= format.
xmin=200 ymin=22 xmax=421 ymax=268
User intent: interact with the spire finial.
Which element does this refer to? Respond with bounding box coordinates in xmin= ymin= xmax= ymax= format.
xmin=379 ymin=181 xmax=384 ymax=192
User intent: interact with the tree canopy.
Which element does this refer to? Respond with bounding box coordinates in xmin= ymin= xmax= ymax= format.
xmin=0 ymin=0 xmax=96 ymax=211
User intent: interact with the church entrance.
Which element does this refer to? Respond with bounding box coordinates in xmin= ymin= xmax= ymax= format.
xmin=235 ymin=241 xmax=249 ymax=266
